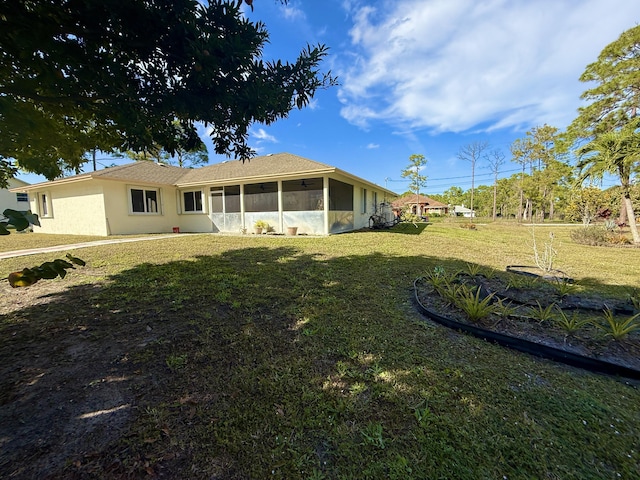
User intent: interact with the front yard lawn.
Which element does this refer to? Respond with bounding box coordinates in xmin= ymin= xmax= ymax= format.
xmin=1 ymin=224 xmax=639 ymax=478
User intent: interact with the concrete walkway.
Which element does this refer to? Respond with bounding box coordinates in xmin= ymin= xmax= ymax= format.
xmin=0 ymin=234 xmax=184 ymax=259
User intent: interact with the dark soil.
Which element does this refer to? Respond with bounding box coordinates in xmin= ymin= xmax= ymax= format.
xmin=414 ymin=271 xmax=640 ymax=373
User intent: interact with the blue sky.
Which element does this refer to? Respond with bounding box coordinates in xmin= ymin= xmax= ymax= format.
xmin=17 ymin=0 xmax=640 ymax=193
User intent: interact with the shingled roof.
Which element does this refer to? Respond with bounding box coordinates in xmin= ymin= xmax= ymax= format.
xmin=16 ymin=161 xmax=187 ymax=190
xmin=15 ymin=153 xmax=393 ymax=194
xmin=391 ymin=194 xmax=447 ymax=208
xmin=176 ymin=152 xmax=335 ymax=186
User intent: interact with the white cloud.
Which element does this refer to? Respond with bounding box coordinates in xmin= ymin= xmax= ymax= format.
xmin=281 ymin=3 xmax=306 ymax=22
xmin=337 ymin=0 xmax=640 ymax=134
xmin=366 ymin=143 xmax=380 ymax=149
xmin=252 ymin=128 xmax=278 ymax=143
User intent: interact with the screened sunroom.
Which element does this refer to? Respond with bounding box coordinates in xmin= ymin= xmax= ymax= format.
xmin=206 ymin=176 xmax=356 ymax=235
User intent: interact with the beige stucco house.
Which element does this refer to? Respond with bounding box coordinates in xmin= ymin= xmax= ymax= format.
xmin=11 ymin=153 xmax=396 ymax=236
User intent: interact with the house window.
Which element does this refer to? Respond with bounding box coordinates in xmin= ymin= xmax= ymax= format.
xmin=129 ymin=187 xmax=160 ymax=214
xmin=39 ymin=192 xmax=52 ymax=218
xmin=373 ymin=192 xmax=378 ymax=212
xmin=183 ymin=190 xmax=203 ymax=212
xmin=16 ymin=193 xmax=28 ymax=203
xmin=362 ymin=188 xmax=367 ymax=213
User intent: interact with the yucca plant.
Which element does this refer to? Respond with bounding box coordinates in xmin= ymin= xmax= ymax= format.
xmin=596 ymin=308 xmax=640 ymax=341
xmin=552 ymin=277 xmax=575 ymax=298
xmin=423 ymin=266 xmax=458 ymax=291
xmin=528 ymin=301 xmax=556 ymax=323
xmin=506 ymin=274 xmax=539 ymax=290
xmin=455 ymin=286 xmax=495 ymax=323
xmin=438 ymin=281 xmax=464 ymax=308
xmin=482 ymin=268 xmax=498 ymax=280
xmin=493 ymin=297 xmax=517 ymax=318
xmin=465 ymin=262 xmax=483 ymax=277
xmin=553 ymin=307 xmax=592 ymax=335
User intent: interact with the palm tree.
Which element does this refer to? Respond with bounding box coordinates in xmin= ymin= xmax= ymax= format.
xmin=576 ymin=121 xmax=640 ymax=243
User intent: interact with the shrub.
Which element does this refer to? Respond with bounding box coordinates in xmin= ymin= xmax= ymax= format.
xmin=570 ymin=226 xmax=609 ymax=246
xmin=552 ymin=307 xmax=592 ymax=335
xmin=454 ymin=285 xmax=495 ymax=323
xmin=595 ymin=308 xmax=640 ymax=340
xmin=607 ymin=233 xmax=632 ymax=245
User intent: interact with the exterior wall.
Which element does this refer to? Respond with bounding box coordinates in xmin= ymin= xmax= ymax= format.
xmin=102 ymin=181 xmax=180 ymax=235
xmin=175 ymin=188 xmax=213 ymax=233
xmin=20 ymin=169 xmax=394 ymax=236
xmin=30 ymin=181 xmax=109 ymax=235
xmin=1 ymin=179 xmax=30 ymax=214
xmin=331 ymin=172 xmax=392 ymax=231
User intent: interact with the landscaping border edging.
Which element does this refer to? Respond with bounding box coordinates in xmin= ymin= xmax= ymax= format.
xmin=412 ymin=278 xmax=640 ymax=381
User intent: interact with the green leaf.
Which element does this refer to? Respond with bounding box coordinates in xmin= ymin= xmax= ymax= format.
xmin=3 ymin=209 xmax=29 ymax=230
xmin=66 ymin=254 xmax=86 ymax=266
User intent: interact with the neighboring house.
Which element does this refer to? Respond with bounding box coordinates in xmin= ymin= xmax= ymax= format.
xmin=453 ymin=204 xmax=476 ymax=218
xmin=391 ymin=194 xmax=449 ymax=217
xmin=1 ymin=178 xmax=30 ymax=215
xmin=11 ymin=153 xmax=396 ymax=236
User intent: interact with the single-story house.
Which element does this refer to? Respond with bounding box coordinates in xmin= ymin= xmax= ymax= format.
xmin=391 ymin=194 xmax=449 ymax=217
xmin=453 ymin=204 xmax=476 ymax=218
xmin=1 ymin=178 xmax=30 ymax=216
xmin=11 ymin=153 xmax=396 ymax=236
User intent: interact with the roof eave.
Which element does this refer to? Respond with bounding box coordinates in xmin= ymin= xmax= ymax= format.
xmin=9 ymin=175 xmax=93 ymax=192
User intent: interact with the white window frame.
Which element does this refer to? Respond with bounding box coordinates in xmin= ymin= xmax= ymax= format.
xmin=16 ymin=192 xmax=29 ymax=203
xmin=181 ymin=189 xmax=205 ymax=214
xmin=128 ymin=186 xmax=162 ymax=215
xmin=39 ymin=191 xmax=53 ymax=218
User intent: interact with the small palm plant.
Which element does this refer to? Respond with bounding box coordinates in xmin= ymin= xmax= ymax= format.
xmin=465 ymin=262 xmax=483 ymax=277
xmin=553 ymin=307 xmax=592 ymax=335
xmin=528 ymin=301 xmax=556 ymax=323
xmin=455 ymin=286 xmax=495 ymax=323
xmin=552 ymin=277 xmax=575 ymax=298
xmin=493 ymin=298 xmax=517 ymax=318
xmin=595 ymin=308 xmax=640 ymax=341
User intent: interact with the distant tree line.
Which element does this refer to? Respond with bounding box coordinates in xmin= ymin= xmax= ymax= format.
xmin=403 ymin=24 xmax=640 ymax=244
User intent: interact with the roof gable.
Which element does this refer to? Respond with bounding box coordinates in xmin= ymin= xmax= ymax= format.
xmin=15 ymin=153 xmax=395 ymax=195
xmin=392 ymin=194 xmax=447 ymax=208
xmin=176 ymin=152 xmax=335 ymax=185
xmin=92 ymin=162 xmax=186 ymax=185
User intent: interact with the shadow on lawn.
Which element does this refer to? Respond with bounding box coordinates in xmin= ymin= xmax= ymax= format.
xmin=361 ymin=222 xmax=429 ymax=235
xmin=1 ymin=246 xmax=638 ymax=479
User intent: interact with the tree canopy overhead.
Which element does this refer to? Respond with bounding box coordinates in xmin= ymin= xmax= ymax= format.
xmin=0 ymin=0 xmax=336 ymax=185
xmin=567 ymin=24 xmax=640 ymax=141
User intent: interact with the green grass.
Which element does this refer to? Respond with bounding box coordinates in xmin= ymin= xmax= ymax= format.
xmin=1 ymin=223 xmax=640 ymax=479
xmin=0 ymin=232 xmax=155 ymax=253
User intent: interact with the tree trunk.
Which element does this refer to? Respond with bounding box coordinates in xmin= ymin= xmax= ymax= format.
xmin=623 ymin=194 xmax=640 ymax=244
xmin=492 ymin=183 xmax=497 ymax=221
xmin=618 ymin=192 xmax=628 ymax=225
